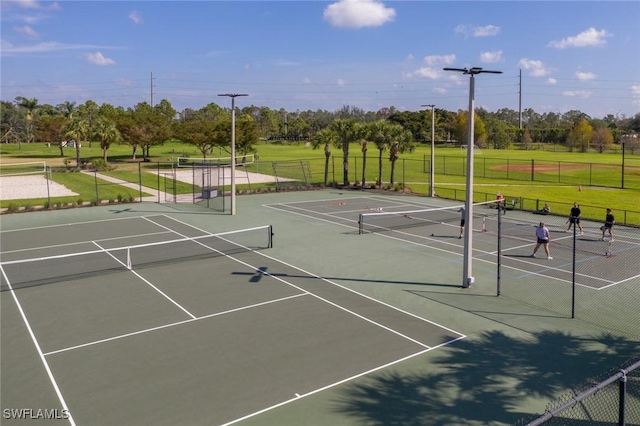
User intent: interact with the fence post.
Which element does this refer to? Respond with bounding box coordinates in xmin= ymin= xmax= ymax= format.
xmin=618 ymin=372 xmax=627 ymax=426
xmin=138 ymin=162 xmax=142 ymax=202
xmin=94 ymin=168 xmax=99 ymax=204
xmin=531 ymin=159 xmax=535 ymax=181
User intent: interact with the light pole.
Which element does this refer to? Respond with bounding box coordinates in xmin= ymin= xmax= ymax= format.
xmin=421 ymin=104 xmax=436 ymax=197
xmin=443 ymin=67 xmax=502 ymax=288
xmin=218 ymin=93 xmax=248 ymax=215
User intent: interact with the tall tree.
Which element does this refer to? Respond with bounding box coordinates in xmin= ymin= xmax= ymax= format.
xmin=311 ymin=128 xmax=337 ymax=186
xmin=591 ymin=127 xmax=613 ymax=153
xmin=368 ymin=120 xmax=397 ymax=187
xmin=330 ymin=118 xmax=358 ymax=186
xmin=387 ymin=125 xmax=415 ymax=185
xmin=15 ymin=96 xmax=39 ymax=146
xmin=34 ymin=115 xmax=68 ymax=156
xmin=93 ymin=118 xmax=121 ymax=162
xmin=567 ymin=119 xmax=593 ymax=152
xmin=63 ymin=117 xmax=90 ymax=168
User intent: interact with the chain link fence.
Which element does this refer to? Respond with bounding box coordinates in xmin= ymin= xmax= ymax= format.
xmin=515 ymin=358 xmax=640 ymax=425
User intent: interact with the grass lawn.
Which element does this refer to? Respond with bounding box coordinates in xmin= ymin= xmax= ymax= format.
xmin=1 ymin=140 xmax=639 ymax=225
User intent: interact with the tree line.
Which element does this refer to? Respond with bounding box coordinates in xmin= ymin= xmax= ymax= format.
xmin=1 ymin=96 xmax=639 ymax=185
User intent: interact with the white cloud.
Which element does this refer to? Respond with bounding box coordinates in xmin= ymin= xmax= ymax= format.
xmin=433 ymin=87 xmax=447 ymax=95
xmin=424 ymin=54 xmax=455 ymax=66
xmin=6 ymin=0 xmax=60 ymax=10
xmin=631 ymin=85 xmax=640 ymax=96
xmin=405 ymin=54 xmax=456 ymax=79
xmin=562 ymin=90 xmax=592 ymax=98
xmin=302 ymin=77 xmax=311 ymax=84
xmin=128 ymin=10 xmax=143 ymax=24
xmin=85 ymin=52 xmax=115 ymax=66
xmin=519 ymin=58 xmax=553 ymax=77
xmin=576 ymin=71 xmax=596 ymax=81
xmin=409 ymin=67 xmax=442 ymax=79
xmin=323 ymin=0 xmax=396 ymax=29
xmin=13 ymin=25 xmax=38 ymax=37
xmin=455 ymin=24 xmax=500 ymax=37
xmin=480 ymin=50 xmax=502 ymax=63
xmin=1 ymin=41 xmax=118 ymax=55
xmin=337 ymin=78 xmax=347 ymax=86
xmin=547 ymin=78 xmax=557 ymax=85
xmin=548 ymin=27 xmax=610 ymax=49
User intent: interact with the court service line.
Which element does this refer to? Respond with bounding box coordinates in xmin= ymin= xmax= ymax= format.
xmin=0 ymin=267 xmax=77 ymax=426
xmin=597 ymin=273 xmax=640 ymax=290
xmin=1 ymin=231 xmax=174 ymax=256
xmin=0 ymin=214 xmax=165 ymax=233
xmin=43 ymin=293 xmax=308 ymax=356
xmin=221 ymin=336 xmax=465 ymax=426
xmin=92 ymin=241 xmax=197 ymax=320
xmin=159 ymin=216 xmax=440 ymax=348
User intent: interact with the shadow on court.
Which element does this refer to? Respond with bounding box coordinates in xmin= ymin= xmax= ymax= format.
xmin=332 ymin=329 xmax=640 ymax=426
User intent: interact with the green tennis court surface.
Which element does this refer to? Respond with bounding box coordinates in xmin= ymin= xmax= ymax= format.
xmin=1 ymin=210 xmax=460 ymax=425
xmin=2 ymin=190 xmax=639 ymax=425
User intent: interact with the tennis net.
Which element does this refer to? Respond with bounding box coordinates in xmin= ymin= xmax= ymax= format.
xmin=358 ymin=200 xmax=498 ymax=234
xmin=1 ymin=225 xmax=273 ymax=290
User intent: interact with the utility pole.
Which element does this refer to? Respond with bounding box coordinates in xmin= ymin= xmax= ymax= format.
xmin=518 ymin=69 xmax=522 ymax=130
xmin=443 ymin=67 xmax=502 ymax=288
xmin=150 ymin=72 xmax=155 ymax=107
xmin=218 ymin=93 xmax=248 ymax=215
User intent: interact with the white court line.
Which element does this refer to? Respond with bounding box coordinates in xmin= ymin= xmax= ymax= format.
xmin=44 ymin=293 xmax=308 ymax=356
xmin=91 ymin=241 xmax=198 ymax=320
xmin=162 ymin=214 xmax=466 ymax=341
xmin=265 ymin=200 xmax=630 ymax=290
xmin=0 ymin=214 xmax=166 ymax=233
xmin=0 ymin=267 xmax=77 ymax=426
xmin=221 ymin=336 xmax=464 ymax=426
xmin=1 ymin=231 xmax=174 ymax=256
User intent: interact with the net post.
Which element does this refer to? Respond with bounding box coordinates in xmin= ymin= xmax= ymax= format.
xmin=268 ymin=225 xmax=274 ymax=248
xmin=358 ymin=214 xmax=364 ymax=234
xmin=126 ymin=248 xmax=132 ymax=270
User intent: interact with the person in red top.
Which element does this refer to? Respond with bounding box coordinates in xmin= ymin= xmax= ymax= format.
xmin=531 ymin=222 xmax=552 ymax=260
xmin=496 ymin=192 xmax=505 ymax=212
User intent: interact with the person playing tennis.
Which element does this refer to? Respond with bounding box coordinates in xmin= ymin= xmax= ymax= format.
xmin=458 ymin=206 xmax=465 ymax=239
xmin=531 ymin=222 xmax=552 ymax=260
xmin=566 ymin=202 xmax=583 ymax=234
xmin=601 ymin=208 xmax=615 ymax=240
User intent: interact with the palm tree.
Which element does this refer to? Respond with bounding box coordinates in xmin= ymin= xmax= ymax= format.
xmin=57 ymin=101 xmax=76 ymax=119
xmin=94 ymin=118 xmax=120 ymax=162
xmin=15 ymin=96 xmax=39 ymax=146
xmin=330 ymin=118 xmax=358 ymax=186
xmin=368 ymin=120 xmax=392 ymax=187
xmin=63 ymin=117 xmax=90 ymax=168
xmin=353 ymin=122 xmax=370 ymax=187
xmin=388 ymin=126 xmax=415 ymax=185
xmin=311 ymin=128 xmax=337 ymax=186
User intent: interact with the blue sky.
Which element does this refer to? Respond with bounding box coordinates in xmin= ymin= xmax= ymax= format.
xmin=2 ymin=0 xmax=639 ymax=119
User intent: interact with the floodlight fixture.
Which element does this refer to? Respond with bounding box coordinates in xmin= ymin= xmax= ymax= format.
xmin=218 ymin=93 xmax=248 ymax=216
xmin=443 ymin=66 xmax=502 ymax=288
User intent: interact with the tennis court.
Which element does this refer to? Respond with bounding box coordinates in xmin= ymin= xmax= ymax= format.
xmin=266 ymin=194 xmax=640 ymax=290
xmin=1 ymin=211 xmax=462 ymax=425
xmin=2 ymin=190 xmax=639 ymax=425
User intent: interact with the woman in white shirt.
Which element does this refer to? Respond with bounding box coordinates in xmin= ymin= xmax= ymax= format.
xmin=531 ymin=222 xmax=552 ymax=260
